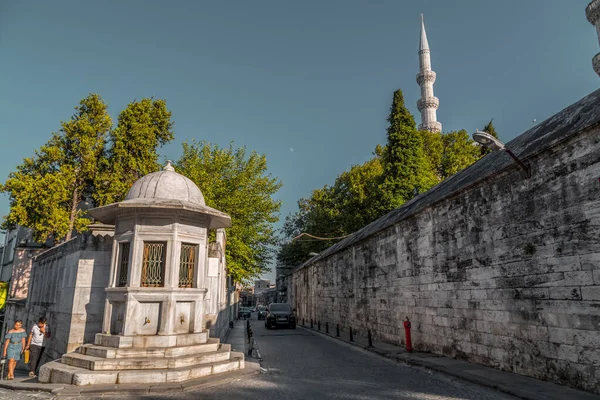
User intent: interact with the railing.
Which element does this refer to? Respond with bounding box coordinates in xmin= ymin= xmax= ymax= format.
xmin=140 ymin=242 xmax=166 ymax=287
xmin=117 ymin=242 xmax=130 ymax=287
xmin=179 ymin=243 xmax=196 ymax=288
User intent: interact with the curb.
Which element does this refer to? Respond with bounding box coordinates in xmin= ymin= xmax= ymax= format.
xmin=0 ymin=362 xmax=260 ymax=396
xmin=298 ymin=325 xmax=598 ymax=400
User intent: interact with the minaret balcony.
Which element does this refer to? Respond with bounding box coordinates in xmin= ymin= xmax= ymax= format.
xmin=418 ymin=121 xmax=442 ymax=133
xmin=586 ymin=0 xmax=600 ymax=25
xmin=417 ymin=96 xmax=439 ymax=112
xmin=416 ymin=70 xmax=436 ymax=85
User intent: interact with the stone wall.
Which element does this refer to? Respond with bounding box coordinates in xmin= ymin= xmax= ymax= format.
xmin=26 ymin=226 xmax=113 ymax=360
xmin=291 ymin=89 xmax=600 ymax=394
xmin=204 ymin=230 xmax=231 ymax=341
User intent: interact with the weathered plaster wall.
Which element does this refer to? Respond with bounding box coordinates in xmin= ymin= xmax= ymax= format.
xmin=292 ymin=97 xmax=600 ymax=393
xmin=8 ymin=248 xmax=44 ymax=299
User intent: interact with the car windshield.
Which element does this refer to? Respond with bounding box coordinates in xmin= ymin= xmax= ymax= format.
xmin=269 ymin=304 xmax=291 ymax=312
xmin=258 ymin=306 xmax=266 ymax=311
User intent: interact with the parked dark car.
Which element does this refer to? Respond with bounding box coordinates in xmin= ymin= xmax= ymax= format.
xmin=257 ymin=305 xmax=267 ymax=320
xmin=238 ymin=307 xmax=252 ymax=319
xmin=265 ymin=303 xmax=296 ymax=329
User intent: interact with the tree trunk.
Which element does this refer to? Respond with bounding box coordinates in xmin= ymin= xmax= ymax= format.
xmin=65 ymin=186 xmax=79 ymax=242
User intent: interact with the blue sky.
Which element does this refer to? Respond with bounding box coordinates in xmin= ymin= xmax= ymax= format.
xmin=0 ymin=1 xmax=597 ymax=282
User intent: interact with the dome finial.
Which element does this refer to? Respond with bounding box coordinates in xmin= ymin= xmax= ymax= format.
xmin=163 ymin=160 xmax=175 ymax=172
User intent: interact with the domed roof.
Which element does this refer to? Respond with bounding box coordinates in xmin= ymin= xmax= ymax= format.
xmin=125 ymin=161 xmax=206 ymax=205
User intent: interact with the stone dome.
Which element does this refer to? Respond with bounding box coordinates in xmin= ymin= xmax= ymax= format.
xmin=125 ymin=161 xmax=206 ymax=205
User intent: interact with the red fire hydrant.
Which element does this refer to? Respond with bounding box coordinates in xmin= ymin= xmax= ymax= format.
xmin=404 ymin=316 xmax=413 ymax=353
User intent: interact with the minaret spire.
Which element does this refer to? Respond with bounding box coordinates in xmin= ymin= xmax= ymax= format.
xmin=416 ymin=15 xmax=442 ymax=133
xmin=420 ymin=14 xmax=429 ymax=52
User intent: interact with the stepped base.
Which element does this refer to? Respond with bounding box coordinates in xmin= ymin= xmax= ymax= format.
xmin=39 ymin=353 xmax=244 ymax=385
xmin=39 ymin=331 xmax=245 ymax=386
xmin=95 ymin=332 xmax=209 ymax=348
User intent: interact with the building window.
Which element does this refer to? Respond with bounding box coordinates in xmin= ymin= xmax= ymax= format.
xmin=141 ymin=242 xmax=166 ymax=287
xmin=179 ymin=243 xmax=196 ymax=288
xmin=117 ymin=242 xmax=130 ymax=287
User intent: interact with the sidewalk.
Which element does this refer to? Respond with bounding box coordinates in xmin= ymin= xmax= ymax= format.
xmin=0 ymin=319 xmax=259 ymax=396
xmin=299 ymin=323 xmax=600 ymax=400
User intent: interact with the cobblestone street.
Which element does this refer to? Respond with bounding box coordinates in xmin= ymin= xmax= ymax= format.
xmin=36 ymin=315 xmax=517 ymax=400
xmin=0 ymin=387 xmax=51 ymax=400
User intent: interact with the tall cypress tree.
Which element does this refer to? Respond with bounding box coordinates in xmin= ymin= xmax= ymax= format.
xmin=379 ymin=89 xmax=437 ymax=212
xmin=480 ymin=119 xmax=499 ymax=156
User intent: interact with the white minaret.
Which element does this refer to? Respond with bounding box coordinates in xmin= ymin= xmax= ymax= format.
xmin=416 ymin=15 xmax=442 ymax=133
xmin=587 ymin=0 xmax=600 ymax=77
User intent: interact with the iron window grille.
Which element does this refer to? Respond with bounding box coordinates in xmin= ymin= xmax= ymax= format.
xmin=179 ymin=243 xmax=196 ymax=288
xmin=117 ymin=242 xmax=131 ymax=287
xmin=141 ymin=242 xmax=166 ymax=287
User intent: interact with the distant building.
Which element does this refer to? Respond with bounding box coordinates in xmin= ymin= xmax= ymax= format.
xmin=253 ymin=279 xmax=270 ymax=295
xmin=0 ymin=226 xmax=45 ymax=339
xmin=276 ymin=263 xmax=294 ymax=303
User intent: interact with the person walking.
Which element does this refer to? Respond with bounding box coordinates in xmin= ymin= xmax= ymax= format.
xmin=26 ymin=316 xmax=51 ymax=378
xmin=2 ymin=319 xmax=27 ymax=380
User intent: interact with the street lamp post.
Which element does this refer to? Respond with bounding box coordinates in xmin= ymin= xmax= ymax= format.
xmin=472 ymin=130 xmax=531 ymax=178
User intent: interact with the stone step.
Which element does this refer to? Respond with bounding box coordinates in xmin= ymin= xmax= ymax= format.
xmin=95 ymin=331 xmax=209 ymax=349
xmin=39 ymin=352 xmax=245 ymax=386
xmin=62 ymin=347 xmax=232 ymax=371
xmin=79 ymin=338 xmax=227 ymax=358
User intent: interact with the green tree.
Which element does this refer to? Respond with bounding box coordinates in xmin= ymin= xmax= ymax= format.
xmin=278 ymin=90 xmax=486 ymax=268
xmin=1 ymin=94 xmax=112 ymax=242
xmin=176 ymin=140 xmax=282 ymax=283
xmin=480 ymin=119 xmax=499 ymax=156
xmin=421 ymin=129 xmax=482 ymax=180
xmin=94 ymin=98 xmax=175 ymax=205
xmin=277 ymin=150 xmax=384 ymax=267
xmin=379 ymin=90 xmax=437 ymax=210
xmin=419 ymin=130 xmax=444 ymax=181
xmin=439 ymin=130 xmax=482 ymax=177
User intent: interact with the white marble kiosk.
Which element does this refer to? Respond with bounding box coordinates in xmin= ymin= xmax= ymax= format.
xmin=39 ymin=162 xmax=244 ymax=385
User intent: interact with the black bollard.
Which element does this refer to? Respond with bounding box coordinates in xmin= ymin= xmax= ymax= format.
xmin=248 ymin=338 xmax=254 ymax=357
xmin=318 ymin=321 xmax=320 ymax=331
xmin=336 ymin=324 xmax=340 ymax=337
xmin=326 ymin=322 xmax=329 ymax=334
xmin=349 ymin=327 xmax=354 ymax=342
xmin=368 ymin=330 xmax=373 ymax=347
xmin=302 ymin=318 xmax=305 ymax=326
xmin=311 ymin=319 xmax=314 ymax=329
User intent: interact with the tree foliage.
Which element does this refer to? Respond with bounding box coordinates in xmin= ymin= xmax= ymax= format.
xmin=94 ymin=98 xmax=174 ymax=205
xmin=421 ymin=129 xmax=482 ymax=180
xmin=480 ymin=119 xmax=499 ymax=156
xmin=379 ymin=90 xmax=437 ymax=211
xmin=278 ymin=89 xmax=492 ymax=267
xmin=277 ymin=152 xmax=383 ymax=267
xmin=176 ymin=140 xmax=282 ymax=284
xmin=1 ymin=94 xmax=174 ymax=243
xmin=1 ymin=94 xmax=112 ymax=242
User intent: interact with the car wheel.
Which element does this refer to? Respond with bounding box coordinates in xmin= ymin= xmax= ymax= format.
xmin=292 ymin=324 xmax=296 ymax=329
